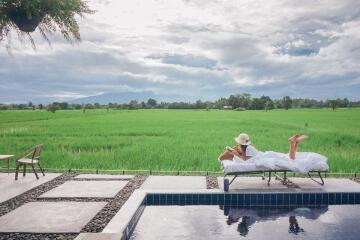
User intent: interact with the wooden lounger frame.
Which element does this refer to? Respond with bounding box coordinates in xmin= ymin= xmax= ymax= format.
xmin=223 ymin=170 xmax=327 ymax=192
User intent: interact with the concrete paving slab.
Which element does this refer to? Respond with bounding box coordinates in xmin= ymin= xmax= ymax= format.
xmin=291 ymin=178 xmax=360 ymax=192
xmin=0 ymin=202 xmax=106 ymax=233
xmin=140 ymin=176 xmax=206 ymax=190
xmin=0 ymin=173 xmax=61 ymax=203
xmin=75 ymin=233 xmax=122 ymax=240
xmin=74 ymin=174 xmax=134 ymax=179
xmin=218 ymin=176 xmax=291 ymax=192
xmin=39 ymin=181 xmax=128 ymax=198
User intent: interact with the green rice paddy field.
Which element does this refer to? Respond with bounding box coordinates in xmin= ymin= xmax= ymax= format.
xmin=0 ymin=109 xmax=359 ymax=173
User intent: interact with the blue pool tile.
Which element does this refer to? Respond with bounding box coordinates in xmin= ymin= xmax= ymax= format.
xmin=283 ymin=194 xmax=290 ymax=205
xmin=238 ymin=194 xmax=244 ymax=206
xmin=328 ymin=193 xmax=336 ymax=204
xmin=270 ymin=194 xmax=277 ymax=205
xmin=303 ymin=193 xmax=309 ymax=205
xmin=218 ymin=194 xmax=225 ymax=205
xmin=257 ymin=194 xmax=264 ymax=206
xmin=172 ymin=194 xmax=180 ymax=205
xmin=264 ymin=194 xmax=271 ymax=206
xmin=289 ymin=194 xmax=296 ymax=205
xmin=225 ymin=194 xmax=231 ymax=205
xmin=296 ymin=193 xmax=303 ymax=205
xmin=341 ymin=193 xmax=349 ymax=204
xmin=250 ymin=194 xmax=257 ymax=205
xmin=335 ymin=193 xmax=342 ymax=204
xmin=166 ymin=194 xmax=171 ymax=205
xmin=323 ymin=193 xmax=329 ymax=205
xmin=179 ymin=194 xmax=185 ymax=205
xmin=276 ymin=194 xmax=283 ymax=206
xmin=315 ymin=193 xmax=322 ymax=205
xmin=185 ymin=194 xmax=193 ymax=205
xmin=309 ymin=194 xmax=316 ymax=205
xmin=146 ymin=194 xmax=153 ymax=205
xmin=230 ymin=194 xmax=238 ymax=206
xmin=349 ymin=193 xmax=355 ymax=204
xmin=153 ymin=194 xmax=160 ymax=205
xmin=211 ymin=194 xmax=218 ymax=204
xmin=355 ymin=193 xmax=360 ymax=204
xmin=197 ymin=194 xmax=205 ymax=205
xmin=203 ymin=194 xmax=212 ymax=205
xmin=159 ymin=195 xmax=167 ymax=205
xmin=244 ymin=194 xmax=251 ymax=206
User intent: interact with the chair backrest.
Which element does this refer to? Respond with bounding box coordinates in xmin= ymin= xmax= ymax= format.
xmin=31 ymin=144 xmax=42 ymax=162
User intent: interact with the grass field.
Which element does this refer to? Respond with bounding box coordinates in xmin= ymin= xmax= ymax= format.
xmin=0 ymin=109 xmax=359 ymax=173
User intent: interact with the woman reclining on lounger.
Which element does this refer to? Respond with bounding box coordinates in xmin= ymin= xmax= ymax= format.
xmin=219 ymin=133 xmax=308 ymax=161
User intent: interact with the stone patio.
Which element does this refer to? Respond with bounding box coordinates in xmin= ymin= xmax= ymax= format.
xmin=140 ymin=176 xmax=206 ymax=190
xmin=39 ymin=181 xmax=128 ymax=198
xmin=0 ymin=173 xmax=61 ymax=203
xmin=0 ymin=202 xmax=106 ymax=233
xmin=74 ymin=174 xmax=134 ymax=179
xmin=0 ymin=172 xmax=359 ymax=240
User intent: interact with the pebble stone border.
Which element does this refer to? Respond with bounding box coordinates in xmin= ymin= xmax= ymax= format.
xmin=206 ymin=176 xmax=219 ymax=189
xmin=81 ymin=175 xmax=147 ymax=233
xmin=0 ymin=233 xmax=78 ymax=240
xmin=0 ymin=173 xmax=147 ymax=240
xmin=352 ymin=178 xmax=360 ymax=184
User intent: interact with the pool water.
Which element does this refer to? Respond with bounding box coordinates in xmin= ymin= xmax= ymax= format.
xmin=130 ymin=205 xmax=360 ymax=240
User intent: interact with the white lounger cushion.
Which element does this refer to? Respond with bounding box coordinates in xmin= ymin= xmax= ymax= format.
xmin=221 ymin=160 xmax=270 ymax=173
xmin=221 ymin=151 xmax=329 ymax=174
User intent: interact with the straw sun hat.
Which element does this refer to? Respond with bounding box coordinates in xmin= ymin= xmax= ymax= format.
xmin=235 ymin=133 xmax=251 ymax=145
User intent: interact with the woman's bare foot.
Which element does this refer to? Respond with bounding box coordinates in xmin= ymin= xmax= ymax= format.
xmin=288 ymin=134 xmax=300 ymax=143
xmin=296 ymin=135 xmax=308 ymax=143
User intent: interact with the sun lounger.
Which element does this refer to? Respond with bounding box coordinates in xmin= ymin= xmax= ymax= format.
xmin=220 ymin=158 xmax=328 ymax=192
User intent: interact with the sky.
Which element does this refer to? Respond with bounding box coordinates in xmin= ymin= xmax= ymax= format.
xmin=1 ymin=0 xmax=360 ymax=103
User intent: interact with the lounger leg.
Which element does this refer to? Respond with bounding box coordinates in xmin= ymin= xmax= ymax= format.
xmin=23 ymin=165 xmax=26 ymax=177
xmin=308 ymin=172 xmax=325 ymax=186
xmin=15 ymin=164 xmax=20 ymax=180
xmin=38 ymin=163 xmax=45 ymax=176
xmin=229 ymin=175 xmax=238 ymax=185
xmin=31 ymin=165 xmax=39 ymax=180
xmin=267 ymin=172 xmax=271 ymax=186
xmin=262 ymin=172 xmax=265 ymax=180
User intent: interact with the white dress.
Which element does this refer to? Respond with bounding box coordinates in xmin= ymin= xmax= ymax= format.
xmin=233 ymin=145 xmax=328 ymax=174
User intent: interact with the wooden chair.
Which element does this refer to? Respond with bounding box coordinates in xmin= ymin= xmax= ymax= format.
xmin=15 ymin=144 xmax=45 ymax=180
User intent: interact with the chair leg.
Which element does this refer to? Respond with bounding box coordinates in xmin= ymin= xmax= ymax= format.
xmin=38 ymin=163 xmax=45 ymax=176
xmin=15 ymin=164 xmax=20 ymax=180
xmin=23 ymin=165 xmax=26 ymax=177
xmin=31 ymin=165 xmax=39 ymax=180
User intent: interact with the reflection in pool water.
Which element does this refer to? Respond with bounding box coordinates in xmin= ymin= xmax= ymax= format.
xmin=130 ymin=205 xmax=360 ymax=240
xmin=222 ymin=206 xmax=327 ymax=237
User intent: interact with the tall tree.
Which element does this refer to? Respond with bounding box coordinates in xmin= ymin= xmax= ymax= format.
xmin=282 ymin=96 xmax=292 ymax=110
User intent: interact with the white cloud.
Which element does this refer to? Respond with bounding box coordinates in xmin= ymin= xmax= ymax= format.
xmin=1 ymin=0 xmax=360 ymax=102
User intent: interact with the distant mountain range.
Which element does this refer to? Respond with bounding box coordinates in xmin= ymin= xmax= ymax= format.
xmin=70 ymin=91 xmax=196 ymax=104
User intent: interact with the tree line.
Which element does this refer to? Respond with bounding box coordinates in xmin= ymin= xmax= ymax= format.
xmin=0 ymin=94 xmax=358 ymax=112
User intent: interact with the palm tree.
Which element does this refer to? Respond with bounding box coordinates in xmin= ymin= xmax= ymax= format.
xmin=0 ymin=0 xmax=93 ymax=50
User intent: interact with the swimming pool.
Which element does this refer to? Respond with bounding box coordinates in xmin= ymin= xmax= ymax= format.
xmin=130 ymin=205 xmax=359 ymax=240
xmin=120 ymin=192 xmax=360 ymax=240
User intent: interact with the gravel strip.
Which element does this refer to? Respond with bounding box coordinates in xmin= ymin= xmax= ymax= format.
xmin=36 ymin=198 xmax=113 ymax=202
xmin=351 ymin=178 xmax=360 ymax=184
xmin=0 ymin=233 xmax=78 ymax=240
xmin=206 ymin=176 xmax=219 ymax=189
xmin=0 ymin=172 xmax=77 ymax=217
xmin=81 ymin=175 xmax=147 ymax=232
